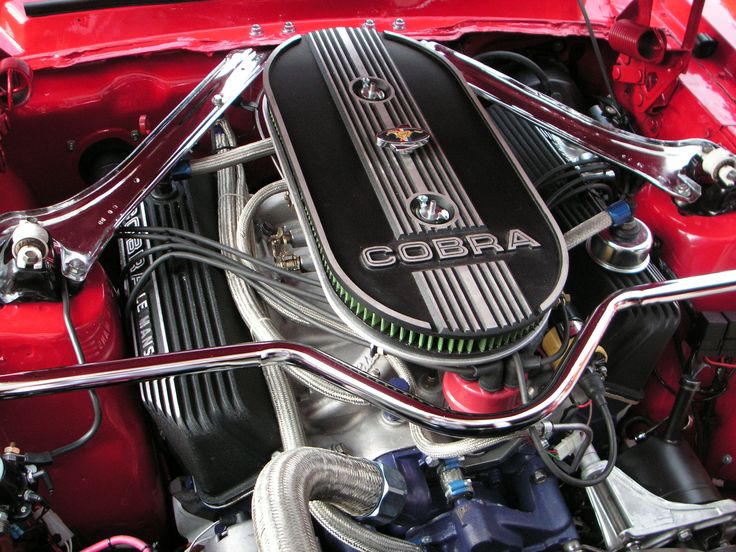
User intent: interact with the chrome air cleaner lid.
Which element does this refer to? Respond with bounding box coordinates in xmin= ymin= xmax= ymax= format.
xmin=264 ymin=28 xmax=568 ymax=364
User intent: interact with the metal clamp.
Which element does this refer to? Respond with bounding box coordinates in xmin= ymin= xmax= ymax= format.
xmin=424 ymin=40 xmax=735 ymax=204
xmin=0 ymin=49 xmax=266 ymax=284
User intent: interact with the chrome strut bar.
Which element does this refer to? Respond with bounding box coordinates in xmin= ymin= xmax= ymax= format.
xmin=0 ymin=49 xmax=266 ymax=282
xmin=426 ymin=41 xmax=722 ymax=204
xmin=1 ymin=270 xmax=735 ymax=436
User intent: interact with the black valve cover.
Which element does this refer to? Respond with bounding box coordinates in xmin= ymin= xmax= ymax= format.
xmin=264 ymin=28 xmax=567 ymax=361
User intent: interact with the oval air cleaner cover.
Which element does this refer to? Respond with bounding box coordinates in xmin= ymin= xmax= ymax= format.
xmin=264 ymin=28 xmax=568 ymax=365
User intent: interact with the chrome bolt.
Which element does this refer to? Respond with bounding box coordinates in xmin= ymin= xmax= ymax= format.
xmin=65 ymin=258 xmax=87 ymax=280
xmin=674 ymin=181 xmax=693 ymax=197
xmin=363 ymin=19 xmax=376 ymax=29
xmin=20 ymin=248 xmax=40 ymax=266
xmin=677 ymin=529 xmax=693 ymax=542
xmin=250 ymin=24 xmax=263 ymax=37
xmin=415 ymin=194 xmax=450 ymax=223
xmin=212 ymin=94 xmax=224 ymax=107
xmin=66 ymin=140 xmax=76 ymax=152
xmin=392 ymin=18 xmax=406 ymax=30
xmin=282 ymin=21 xmax=295 ymax=34
xmin=424 ymin=456 xmax=439 ymax=468
xmin=359 ymin=77 xmax=386 ymax=101
xmin=723 ymin=454 xmax=733 ymax=465
xmin=532 ymin=469 xmax=548 ymax=485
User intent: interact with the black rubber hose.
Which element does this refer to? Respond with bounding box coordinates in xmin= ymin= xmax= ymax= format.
xmin=116 ymin=226 xmax=321 ymax=286
xmin=474 ymin=51 xmax=553 ymax=95
xmin=122 ymin=249 xmax=329 ymax=317
xmin=48 ymin=279 xmax=102 ymax=459
xmin=528 ymin=370 xmax=618 ymax=487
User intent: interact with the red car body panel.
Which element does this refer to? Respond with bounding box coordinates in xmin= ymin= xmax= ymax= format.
xmin=1 ymin=0 xmax=736 ymax=542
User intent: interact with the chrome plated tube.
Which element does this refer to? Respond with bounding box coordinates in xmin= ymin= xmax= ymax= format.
xmin=0 ymin=49 xmax=266 ymax=282
xmin=423 ymin=39 xmax=723 ymax=204
xmin=2 ymin=270 xmax=736 ymax=436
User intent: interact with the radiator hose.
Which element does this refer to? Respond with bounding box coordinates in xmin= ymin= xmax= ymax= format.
xmin=252 ymin=447 xmax=406 ymax=552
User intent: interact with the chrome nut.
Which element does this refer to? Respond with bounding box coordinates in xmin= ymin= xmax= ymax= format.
xmin=11 ymin=220 xmax=49 ymax=270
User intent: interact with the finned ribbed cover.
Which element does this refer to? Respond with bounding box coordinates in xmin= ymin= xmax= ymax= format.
xmin=121 ymin=180 xmax=280 ymax=508
xmin=265 ymin=28 xmax=567 ymax=359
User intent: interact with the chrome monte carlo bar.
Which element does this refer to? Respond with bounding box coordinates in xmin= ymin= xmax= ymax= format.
xmin=1 ymin=269 xmax=735 ymax=436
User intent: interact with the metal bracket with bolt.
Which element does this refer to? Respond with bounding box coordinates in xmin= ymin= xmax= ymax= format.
xmin=426 ymin=40 xmax=736 ymax=204
xmin=0 ymin=49 xmax=265 ymax=294
xmin=581 ymin=446 xmax=736 ymax=549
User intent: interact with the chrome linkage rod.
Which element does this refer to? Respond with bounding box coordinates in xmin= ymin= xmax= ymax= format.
xmin=0 ymin=49 xmax=265 ymax=283
xmin=426 ymin=41 xmax=736 ymax=204
xmin=1 ymin=270 xmax=735 ymax=436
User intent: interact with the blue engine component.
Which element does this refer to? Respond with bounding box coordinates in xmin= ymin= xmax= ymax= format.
xmin=373 ymin=444 xmax=579 ymax=552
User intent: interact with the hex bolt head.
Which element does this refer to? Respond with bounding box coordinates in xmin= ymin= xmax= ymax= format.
xmin=64 ymin=257 xmax=89 ymax=281
xmin=392 ymin=18 xmax=406 ymax=30
xmin=282 ymin=21 xmax=295 ymax=34
xmin=20 ymin=248 xmax=39 ymax=266
xmin=532 ymin=469 xmax=548 ymax=485
xmin=250 ymin=24 xmax=263 ymax=37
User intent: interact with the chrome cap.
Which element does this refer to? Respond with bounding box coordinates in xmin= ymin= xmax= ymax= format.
xmin=586 ymin=218 xmax=653 ymax=274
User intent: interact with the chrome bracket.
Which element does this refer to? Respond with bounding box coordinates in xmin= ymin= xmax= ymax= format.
xmin=0 ymin=49 xmax=266 ymax=284
xmin=426 ymin=41 xmax=731 ymax=204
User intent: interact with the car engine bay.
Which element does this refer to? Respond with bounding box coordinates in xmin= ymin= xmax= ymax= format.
xmin=2 ymin=1 xmax=736 ymax=551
